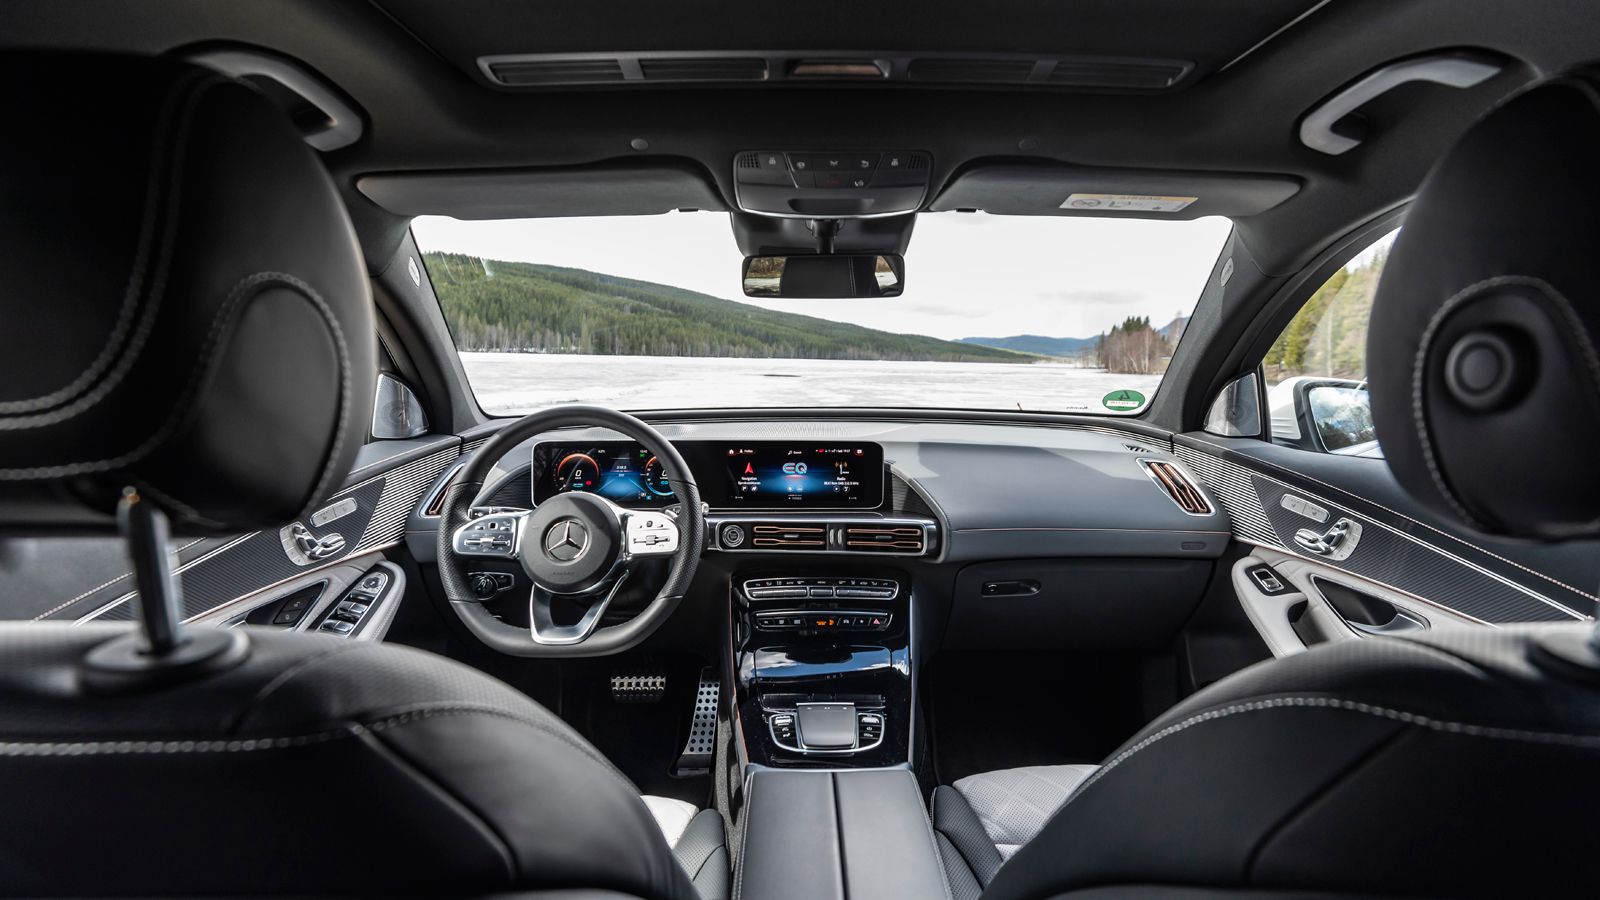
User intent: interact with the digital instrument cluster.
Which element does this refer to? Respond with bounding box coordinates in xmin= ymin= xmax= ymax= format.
xmin=531 ymin=441 xmax=884 ymax=509
xmin=532 ymin=442 xmax=676 ymax=506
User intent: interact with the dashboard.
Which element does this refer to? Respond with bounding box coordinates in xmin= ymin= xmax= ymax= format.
xmin=533 ymin=440 xmax=886 ymax=509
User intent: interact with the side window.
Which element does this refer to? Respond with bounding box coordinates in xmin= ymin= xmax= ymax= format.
xmin=1262 ymin=230 xmax=1396 ymax=457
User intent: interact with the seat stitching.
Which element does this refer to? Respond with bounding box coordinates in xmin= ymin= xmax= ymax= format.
xmin=0 ymin=273 xmax=351 ymax=512
xmin=0 ymin=70 xmax=224 ymax=416
xmin=1066 ymin=695 xmax=1600 ymax=806
xmin=0 ymin=704 xmax=611 ymax=757
xmin=1410 ymin=274 xmax=1600 ymax=531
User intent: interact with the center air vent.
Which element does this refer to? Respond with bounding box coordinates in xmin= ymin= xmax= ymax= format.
xmin=843 ymin=525 xmax=925 ymax=554
xmin=751 ymin=523 xmax=826 ymax=550
xmin=714 ymin=518 xmax=934 ymax=555
xmin=1140 ymin=460 xmax=1213 ymax=516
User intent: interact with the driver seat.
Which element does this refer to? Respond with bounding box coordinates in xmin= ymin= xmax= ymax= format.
xmin=0 ymin=51 xmax=726 ymax=899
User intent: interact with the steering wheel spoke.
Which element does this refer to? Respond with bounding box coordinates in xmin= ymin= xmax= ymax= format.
xmin=451 ymin=509 xmax=531 ymax=559
xmin=621 ymin=508 xmax=680 ymax=557
xmin=529 ymin=572 xmax=630 ymax=645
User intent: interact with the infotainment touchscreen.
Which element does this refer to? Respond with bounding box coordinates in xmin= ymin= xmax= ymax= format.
xmin=721 ymin=444 xmax=883 ymax=508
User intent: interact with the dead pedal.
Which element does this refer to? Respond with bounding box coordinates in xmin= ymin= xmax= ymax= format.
xmin=610 ymin=670 xmax=666 ymax=704
xmin=673 ymin=668 xmax=720 ymax=774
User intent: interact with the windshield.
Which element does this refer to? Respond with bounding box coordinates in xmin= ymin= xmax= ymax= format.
xmin=412 ymin=212 xmax=1232 ymax=415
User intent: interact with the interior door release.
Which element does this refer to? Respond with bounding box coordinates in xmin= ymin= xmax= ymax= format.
xmin=1293 ymin=517 xmax=1361 ymax=561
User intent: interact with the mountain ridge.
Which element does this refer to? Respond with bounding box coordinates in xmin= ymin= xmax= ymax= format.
xmin=960 ymin=315 xmax=1188 ymax=359
xmin=426 ymin=253 xmax=1035 ymax=363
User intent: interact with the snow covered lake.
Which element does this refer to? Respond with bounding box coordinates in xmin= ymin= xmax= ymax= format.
xmin=459 ymin=353 xmax=1161 ymax=415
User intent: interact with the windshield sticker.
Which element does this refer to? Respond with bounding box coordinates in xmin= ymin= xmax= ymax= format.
xmin=1062 ymin=193 xmax=1197 ymax=213
xmin=1102 ymin=389 xmax=1147 ymax=411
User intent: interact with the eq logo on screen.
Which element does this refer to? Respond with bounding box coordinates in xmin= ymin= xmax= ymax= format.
xmin=781 ymin=462 xmax=809 ymax=476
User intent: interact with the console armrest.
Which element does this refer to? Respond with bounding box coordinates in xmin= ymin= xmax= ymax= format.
xmin=737 ymin=768 xmax=950 ymax=900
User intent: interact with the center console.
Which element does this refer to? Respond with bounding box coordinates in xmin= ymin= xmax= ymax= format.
xmin=734 ymin=573 xmax=912 ymax=768
xmin=738 ymin=768 xmax=949 ymax=900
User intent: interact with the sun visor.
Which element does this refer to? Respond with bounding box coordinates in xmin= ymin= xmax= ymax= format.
xmin=929 ymin=163 xmax=1300 ymax=219
xmin=356 ymin=159 xmax=727 ymax=218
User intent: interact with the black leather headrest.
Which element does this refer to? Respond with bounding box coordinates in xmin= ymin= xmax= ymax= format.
xmin=0 ymin=52 xmax=375 ymax=535
xmin=1369 ymin=69 xmax=1600 ymax=541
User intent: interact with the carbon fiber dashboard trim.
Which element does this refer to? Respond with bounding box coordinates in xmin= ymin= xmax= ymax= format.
xmin=1175 ymin=442 xmax=1590 ymax=623
xmin=77 ymin=445 xmax=459 ymax=624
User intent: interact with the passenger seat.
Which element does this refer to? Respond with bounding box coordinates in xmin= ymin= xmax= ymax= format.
xmin=932 ymin=764 xmax=1099 ymax=895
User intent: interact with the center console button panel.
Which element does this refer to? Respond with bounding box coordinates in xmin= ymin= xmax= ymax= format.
xmin=764 ymin=700 xmax=889 ymax=755
xmin=754 ymin=609 xmax=890 ymax=632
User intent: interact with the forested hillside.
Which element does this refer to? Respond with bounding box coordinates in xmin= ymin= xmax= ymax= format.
xmin=425 ymin=253 xmax=1031 ymax=363
xmin=1263 ymin=246 xmax=1385 ymax=384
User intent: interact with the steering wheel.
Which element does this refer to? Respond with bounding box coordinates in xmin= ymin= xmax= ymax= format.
xmin=436 ymin=405 xmax=704 ymax=657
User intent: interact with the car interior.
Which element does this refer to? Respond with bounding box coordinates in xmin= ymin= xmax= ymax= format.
xmin=5 ymin=2 xmax=1600 ymax=898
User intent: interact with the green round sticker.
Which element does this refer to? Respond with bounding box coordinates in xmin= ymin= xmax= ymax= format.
xmin=1102 ymin=389 xmax=1146 ymax=411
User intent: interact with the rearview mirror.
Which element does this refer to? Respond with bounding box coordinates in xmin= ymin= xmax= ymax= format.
xmin=743 ymin=254 xmax=904 ymax=298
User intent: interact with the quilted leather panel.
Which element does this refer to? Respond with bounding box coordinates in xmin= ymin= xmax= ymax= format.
xmin=953 ymin=764 xmax=1099 ymax=859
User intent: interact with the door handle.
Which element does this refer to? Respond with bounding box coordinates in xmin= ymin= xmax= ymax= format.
xmin=1293 ymin=517 xmax=1361 ymax=561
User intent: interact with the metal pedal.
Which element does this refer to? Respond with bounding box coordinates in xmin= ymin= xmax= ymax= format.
xmin=610 ymin=670 xmax=666 ymax=704
xmin=673 ymin=668 xmax=720 ymax=774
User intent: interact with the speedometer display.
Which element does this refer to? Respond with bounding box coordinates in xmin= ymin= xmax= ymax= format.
xmin=533 ymin=442 xmax=676 ymax=506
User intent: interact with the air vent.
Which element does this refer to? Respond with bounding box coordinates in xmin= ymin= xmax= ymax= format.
xmin=481 ymin=52 xmax=1190 ymax=92
xmin=1123 ymin=442 xmax=1154 ymax=454
xmin=639 ymin=56 xmax=768 ymax=82
xmin=488 ymin=58 xmax=626 ymax=86
xmin=907 ymin=155 xmax=929 ymax=170
xmin=1141 ymin=460 xmax=1213 ymax=516
xmin=751 ymin=524 xmax=827 ymax=550
xmin=423 ymin=464 xmax=465 ymax=517
xmin=1045 ymin=61 xmax=1188 ymax=90
xmin=738 ymin=153 xmax=762 ymax=169
xmin=907 ymin=58 xmax=1037 ymax=84
xmin=843 ymin=525 xmax=926 ymax=554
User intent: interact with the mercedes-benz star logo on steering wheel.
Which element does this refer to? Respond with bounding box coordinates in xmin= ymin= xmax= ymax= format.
xmin=543 ymin=519 xmax=589 ymax=563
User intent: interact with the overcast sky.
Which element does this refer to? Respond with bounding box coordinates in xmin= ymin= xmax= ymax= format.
xmin=411 ymin=212 xmax=1233 ymax=341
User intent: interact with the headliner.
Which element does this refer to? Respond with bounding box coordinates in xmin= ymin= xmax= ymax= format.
xmin=2 ymin=0 xmax=1597 ymax=275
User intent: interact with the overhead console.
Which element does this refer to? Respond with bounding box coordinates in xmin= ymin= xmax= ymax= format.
xmin=734 ymin=150 xmax=932 ymax=218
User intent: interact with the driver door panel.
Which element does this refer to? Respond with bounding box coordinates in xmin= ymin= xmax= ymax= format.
xmin=0 ymin=436 xmax=466 ymax=625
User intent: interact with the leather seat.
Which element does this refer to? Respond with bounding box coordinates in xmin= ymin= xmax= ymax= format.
xmin=0 ymin=50 xmax=726 ymax=899
xmin=933 ymin=764 xmax=1098 ymax=888
xmin=933 ymin=65 xmax=1600 ymax=900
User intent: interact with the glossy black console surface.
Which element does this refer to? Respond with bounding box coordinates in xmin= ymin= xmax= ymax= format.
xmin=734 ymin=574 xmax=912 ymax=768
